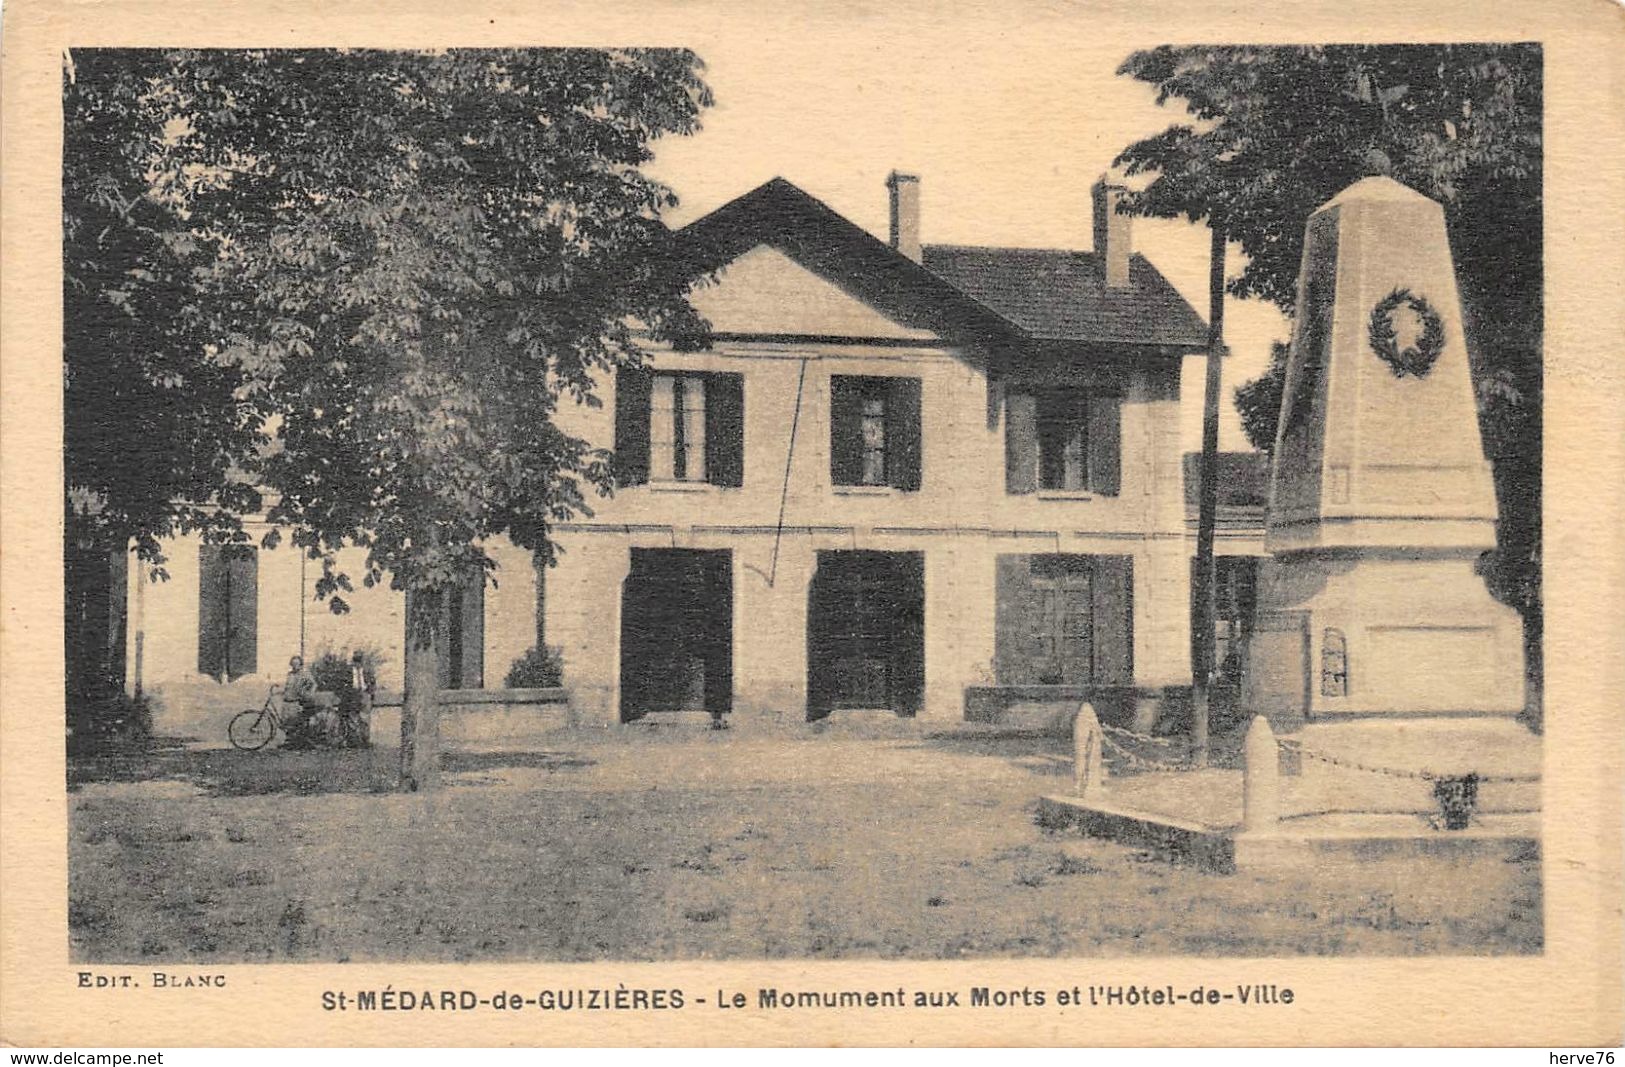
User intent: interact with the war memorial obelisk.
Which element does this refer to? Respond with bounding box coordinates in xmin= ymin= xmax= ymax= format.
xmin=1242 ymin=174 xmax=1539 ymax=809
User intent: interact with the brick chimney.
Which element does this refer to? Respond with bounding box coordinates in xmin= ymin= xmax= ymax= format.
xmin=1092 ymin=175 xmax=1132 ymax=289
xmin=887 ymin=171 xmax=922 ymax=263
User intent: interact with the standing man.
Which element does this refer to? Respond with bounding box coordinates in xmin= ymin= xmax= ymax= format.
xmin=281 ymin=655 xmax=320 ymax=749
xmin=337 ymin=649 xmax=375 ymax=748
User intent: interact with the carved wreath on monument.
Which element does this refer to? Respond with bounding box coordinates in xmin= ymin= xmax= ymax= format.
xmin=1368 ymin=287 xmax=1445 ymax=379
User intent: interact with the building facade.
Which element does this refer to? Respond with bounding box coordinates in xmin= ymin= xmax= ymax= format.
xmin=125 ymin=173 xmax=1225 ymax=731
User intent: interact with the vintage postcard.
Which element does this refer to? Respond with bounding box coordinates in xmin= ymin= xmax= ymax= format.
xmin=2 ymin=0 xmax=1621 ymax=1049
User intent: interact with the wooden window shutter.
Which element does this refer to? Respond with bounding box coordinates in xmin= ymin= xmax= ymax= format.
xmin=436 ymin=588 xmax=457 ymax=689
xmin=1087 ymin=392 xmax=1122 ymax=496
xmin=1089 ymin=554 xmax=1134 ymax=685
xmin=1004 ymin=390 xmax=1038 ymax=494
xmin=993 ymin=554 xmax=1037 ymax=684
xmin=197 ymin=546 xmax=226 ymax=679
xmin=1235 ymin=555 xmax=1260 ymax=627
xmin=704 ymin=372 xmax=745 ymax=488
xmin=829 ymin=376 xmax=862 ymax=486
xmin=458 ymin=571 xmax=485 ymax=689
xmin=887 ymin=376 xmax=922 ymax=491
xmin=225 ymin=547 xmax=258 ymax=680
xmin=613 ymin=367 xmax=651 ymax=486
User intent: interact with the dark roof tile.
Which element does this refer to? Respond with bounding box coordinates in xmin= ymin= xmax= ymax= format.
xmin=672 ymin=179 xmax=1208 ymax=351
xmin=922 ymin=244 xmax=1208 ymax=347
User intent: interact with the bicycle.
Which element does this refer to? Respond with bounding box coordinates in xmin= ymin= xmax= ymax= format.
xmin=228 ymin=684 xmax=284 ymax=751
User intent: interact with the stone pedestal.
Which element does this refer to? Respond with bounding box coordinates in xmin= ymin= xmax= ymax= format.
xmin=1242 ymin=176 xmax=1536 ymax=789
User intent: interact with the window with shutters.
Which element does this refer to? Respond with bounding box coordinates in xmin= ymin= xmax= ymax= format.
xmin=198 ymin=544 xmax=257 ymax=681
xmin=613 ymin=368 xmax=744 ymax=488
xmin=830 ymin=374 xmax=921 ymax=491
xmin=1005 ymin=386 xmax=1121 ymax=496
xmin=1037 ymin=391 xmax=1089 ymax=491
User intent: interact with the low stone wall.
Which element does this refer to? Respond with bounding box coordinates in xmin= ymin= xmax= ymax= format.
xmin=141 ymin=678 xmax=273 ymax=742
xmin=369 ymin=688 xmax=571 ymax=748
xmin=137 ymin=679 xmax=571 ymax=748
xmin=963 ymin=685 xmax=1193 ymax=735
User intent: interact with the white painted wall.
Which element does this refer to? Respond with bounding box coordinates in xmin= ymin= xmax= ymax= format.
xmin=127 ymin=240 xmax=1197 ymax=729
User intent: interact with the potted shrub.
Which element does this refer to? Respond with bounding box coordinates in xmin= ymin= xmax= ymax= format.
xmin=1432 ymin=773 xmax=1479 ymax=831
xmin=504 ymin=645 xmax=565 ymax=689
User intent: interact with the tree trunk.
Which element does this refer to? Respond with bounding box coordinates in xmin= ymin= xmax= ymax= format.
xmin=64 ymin=508 xmax=124 ymax=703
xmin=400 ymin=596 xmax=442 ymax=792
xmin=1191 ymin=223 xmax=1227 ymax=767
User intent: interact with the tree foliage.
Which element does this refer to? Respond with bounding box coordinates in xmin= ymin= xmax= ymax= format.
xmin=64 ymin=50 xmax=267 ymax=568
xmin=65 ymin=49 xmax=713 ymax=769
xmin=1115 ymin=45 xmax=1543 ymax=725
xmin=67 ymin=47 xmax=711 ymax=599
xmin=1115 ymin=45 xmax=1540 ymax=319
xmin=1232 ymin=340 xmax=1291 ymax=455
xmin=1114 ymin=45 xmax=1542 ymax=628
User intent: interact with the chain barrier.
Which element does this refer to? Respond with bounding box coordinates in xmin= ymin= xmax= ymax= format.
xmin=1099 ymin=730 xmax=1194 ymax=774
xmin=1090 ymin=726 xmax=1539 ymax=784
xmin=1281 ymin=738 xmax=1540 ymax=785
xmin=1099 ymin=722 xmax=1185 ymax=750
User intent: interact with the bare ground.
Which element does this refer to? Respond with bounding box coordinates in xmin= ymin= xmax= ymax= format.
xmin=67 ymin=725 xmax=1541 ymax=962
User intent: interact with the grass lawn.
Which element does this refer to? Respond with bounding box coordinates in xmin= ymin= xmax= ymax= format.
xmin=67 ymin=725 xmax=1541 ymax=961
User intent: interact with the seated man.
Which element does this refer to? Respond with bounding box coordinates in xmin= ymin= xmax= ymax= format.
xmin=281 ymin=655 xmax=321 ymax=749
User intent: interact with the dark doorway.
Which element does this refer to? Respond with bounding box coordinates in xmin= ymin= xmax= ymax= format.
xmin=807 ymin=550 xmax=924 ymax=719
xmin=619 ymin=549 xmax=733 ymax=721
xmin=1191 ymin=555 xmax=1259 ymax=689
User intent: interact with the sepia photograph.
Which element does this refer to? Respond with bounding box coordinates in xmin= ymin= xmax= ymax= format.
xmin=5 ymin=0 xmax=1622 ymax=1050
xmin=61 ymin=38 xmax=1546 ymax=963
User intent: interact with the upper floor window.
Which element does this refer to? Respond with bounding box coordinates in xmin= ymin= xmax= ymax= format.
xmin=830 ymin=375 xmax=921 ymax=491
xmin=654 ymin=374 xmax=706 ymax=482
xmin=614 ymin=368 xmax=744 ymax=488
xmin=1005 ymin=386 xmax=1120 ymax=496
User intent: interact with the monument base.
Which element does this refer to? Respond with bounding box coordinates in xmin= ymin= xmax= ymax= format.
xmin=1290 ymin=716 xmax=1540 ymax=817
xmin=1037 ymin=780 xmax=1539 ymax=874
xmin=1244 ymin=549 xmax=1527 ymax=727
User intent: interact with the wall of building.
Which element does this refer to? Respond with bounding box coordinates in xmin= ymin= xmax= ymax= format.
xmin=535 ymin=327 xmax=1192 ymax=723
xmin=122 ymin=240 xmax=1197 ymax=731
xmin=125 ymin=525 xmax=537 ymax=738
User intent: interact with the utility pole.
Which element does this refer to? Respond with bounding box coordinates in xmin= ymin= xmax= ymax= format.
xmin=1191 ymin=222 xmax=1226 ymax=768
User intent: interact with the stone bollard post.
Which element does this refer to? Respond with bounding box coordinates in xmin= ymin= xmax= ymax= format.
xmin=1243 ymin=715 xmax=1280 ymax=833
xmin=1073 ymin=702 xmax=1106 ymax=800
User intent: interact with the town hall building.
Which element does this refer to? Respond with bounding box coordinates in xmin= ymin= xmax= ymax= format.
xmin=124 ymin=172 xmax=1249 ymax=733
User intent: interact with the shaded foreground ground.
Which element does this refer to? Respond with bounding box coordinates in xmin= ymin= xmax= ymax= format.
xmin=68 ymin=725 xmax=1541 ymax=961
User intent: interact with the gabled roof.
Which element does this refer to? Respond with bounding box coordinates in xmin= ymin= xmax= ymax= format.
xmin=668 ymin=177 xmax=1208 ymax=351
xmin=923 ymin=245 xmax=1209 ymax=348
xmin=671 ymin=178 xmax=1015 ymax=343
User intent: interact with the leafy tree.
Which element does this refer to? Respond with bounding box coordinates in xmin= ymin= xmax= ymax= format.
xmin=1113 ymin=44 xmax=1543 ymax=718
xmin=64 ymin=49 xmax=713 ymax=781
xmin=64 ymin=51 xmax=269 ymax=698
xmin=1232 ymin=340 xmax=1290 ymax=455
